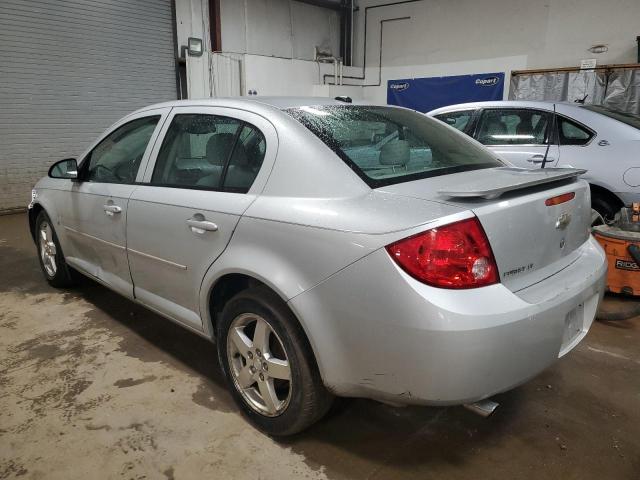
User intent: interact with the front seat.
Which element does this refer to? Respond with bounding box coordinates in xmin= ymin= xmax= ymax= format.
xmin=480 ymin=112 xmax=508 ymax=143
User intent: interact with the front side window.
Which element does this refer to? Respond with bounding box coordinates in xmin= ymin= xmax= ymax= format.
xmin=287 ymin=105 xmax=503 ymax=188
xmin=557 ymin=116 xmax=593 ymax=146
xmin=476 ymin=109 xmax=550 ymax=146
xmin=84 ymin=116 xmax=160 ymax=183
xmin=434 ymin=110 xmax=474 ymax=132
xmin=150 ymin=114 xmax=266 ymax=193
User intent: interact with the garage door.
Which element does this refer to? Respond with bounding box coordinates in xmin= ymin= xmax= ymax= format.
xmin=0 ymin=0 xmax=178 ymax=213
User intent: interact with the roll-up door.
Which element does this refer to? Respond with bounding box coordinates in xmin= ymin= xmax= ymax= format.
xmin=0 ymin=0 xmax=178 ymax=212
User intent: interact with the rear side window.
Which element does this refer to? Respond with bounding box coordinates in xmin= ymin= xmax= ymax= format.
xmin=476 ymin=109 xmax=550 ymax=145
xmin=150 ymin=114 xmax=266 ymax=193
xmin=557 ymin=116 xmax=593 ymax=145
xmin=434 ymin=110 xmax=474 ymax=132
xmin=287 ymin=105 xmax=502 ymax=188
xmin=84 ymin=116 xmax=160 ymax=184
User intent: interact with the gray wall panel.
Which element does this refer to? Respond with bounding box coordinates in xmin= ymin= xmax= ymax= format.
xmin=0 ymin=0 xmax=177 ymax=211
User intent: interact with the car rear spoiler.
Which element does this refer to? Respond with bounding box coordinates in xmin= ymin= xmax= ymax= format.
xmin=438 ymin=167 xmax=587 ymax=200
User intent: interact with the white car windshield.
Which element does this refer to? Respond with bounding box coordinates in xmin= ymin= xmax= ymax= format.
xmin=287 ymin=105 xmax=503 ymax=188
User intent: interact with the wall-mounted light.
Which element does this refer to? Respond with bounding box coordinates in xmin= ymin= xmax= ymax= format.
xmin=187 ymin=37 xmax=204 ymax=57
xmin=588 ymin=44 xmax=608 ymax=54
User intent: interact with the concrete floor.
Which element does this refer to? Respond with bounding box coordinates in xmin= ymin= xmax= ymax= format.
xmin=1 ymin=212 xmax=639 ymax=480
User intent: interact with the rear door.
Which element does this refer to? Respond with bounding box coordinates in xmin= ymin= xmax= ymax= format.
xmin=126 ymin=107 xmax=276 ymax=330
xmin=472 ymin=107 xmax=560 ymax=168
xmin=63 ymin=109 xmax=169 ymax=298
xmin=552 ymin=114 xmax=596 ymax=168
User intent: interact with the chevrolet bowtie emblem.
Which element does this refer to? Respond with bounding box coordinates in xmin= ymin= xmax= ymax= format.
xmin=555 ymin=212 xmax=572 ymax=230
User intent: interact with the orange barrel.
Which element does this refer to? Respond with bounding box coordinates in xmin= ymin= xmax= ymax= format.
xmin=593 ymin=225 xmax=640 ymax=296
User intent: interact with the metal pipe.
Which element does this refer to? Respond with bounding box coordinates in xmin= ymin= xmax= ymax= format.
xmin=339 ymin=59 xmax=343 ymax=85
xmin=333 ymin=57 xmax=338 ymax=86
xmin=463 ymin=399 xmax=499 ymax=418
xmin=350 ymin=0 xmax=354 ymax=66
xmin=323 ymin=0 xmax=423 ymax=85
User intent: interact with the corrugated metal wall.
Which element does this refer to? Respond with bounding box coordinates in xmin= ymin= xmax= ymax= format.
xmin=0 ymin=0 xmax=177 ymax=212
xmin=509 ymin=68 xmax=640 ymax=115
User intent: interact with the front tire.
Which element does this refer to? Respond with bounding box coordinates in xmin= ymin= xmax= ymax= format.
xmin=35 ymin=211 xmax=76 ymax=288
xmin=217 ymin=286 xmax=333 ymax=436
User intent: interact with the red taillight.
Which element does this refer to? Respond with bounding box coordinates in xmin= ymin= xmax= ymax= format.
xmin=385 ymin=217 xmax=499 ymax=289
xmin=545 ymin=192 xmax=575 ymax=206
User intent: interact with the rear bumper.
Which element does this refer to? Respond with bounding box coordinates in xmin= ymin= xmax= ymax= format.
xmin=290 ymin=236 xmax=606 ymax=405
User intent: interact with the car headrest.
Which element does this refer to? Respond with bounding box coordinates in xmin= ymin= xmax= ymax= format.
xmin=206 ymin=133 xmax=236 ymax=165
xmin=379 ymin=139 xmax=410 ymax=166
xmin=230 ymin=142 xmax=249 ymax=168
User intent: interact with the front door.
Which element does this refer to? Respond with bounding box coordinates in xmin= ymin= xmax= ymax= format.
xmin=126 ymin=107 xmax=276 ymax=330
xmin=473 ymin=108 xmax=560 ymax=168
xmin=63 ymin=109 xmax=168 ymax=298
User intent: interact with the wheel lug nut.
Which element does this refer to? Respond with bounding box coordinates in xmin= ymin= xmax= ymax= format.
xmin=259 ymin=373 xmax=264 ymax=381
xmin=247 ymin=351 xmax=253 ymax=359
xmin=249 ymin=366 xmax=256 ymax=374
xmin=256 ymin=349 xmax=261 ymax=357
xmin=262 ymin=362 xmax=268 ymax=371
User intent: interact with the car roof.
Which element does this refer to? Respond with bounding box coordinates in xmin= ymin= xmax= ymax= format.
xmin=427 ymin=100 xmax=589 ymax=115
xmin=130 ymin=96 xmax=369 ymax=116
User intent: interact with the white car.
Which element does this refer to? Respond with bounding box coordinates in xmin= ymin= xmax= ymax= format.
xmin=428 ymin=101 xmax=640 ymax=220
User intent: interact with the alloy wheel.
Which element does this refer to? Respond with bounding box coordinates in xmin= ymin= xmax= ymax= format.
xmin=591 ymin=208 xmax=605 ymax=227
xmin=39 ymin=221 xmax=57 ymax=277
xmin=226 ymin=313 xmax=292 ymax=417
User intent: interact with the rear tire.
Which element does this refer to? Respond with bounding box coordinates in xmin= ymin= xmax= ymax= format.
xmin=35 ymin=211 xmax=76 ymax=288
xmin=217 ymin=285 xmax=333 ymax=436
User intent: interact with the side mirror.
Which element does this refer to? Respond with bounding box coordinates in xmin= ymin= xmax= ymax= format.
xmin=48 ymin=158 xmax=79 ymax=180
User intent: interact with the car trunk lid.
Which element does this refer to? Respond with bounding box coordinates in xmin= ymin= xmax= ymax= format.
xmin=379 ymin=167 xmax=591 ymax=291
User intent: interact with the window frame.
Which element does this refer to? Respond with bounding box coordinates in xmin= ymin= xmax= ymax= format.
xmin=471 ymin=107 xmax=555 ymax=147
xmin=433 ymin=109 xmax=478 ymax=135
xmin=140 ymin=106 xmax=276 ymax=196
xmin=555 ymin=113 xmax=596 ymax=147
xmin=147 ymin=114 xmax=267 ymax=194
xmin=287 ymin=105 xmax=503 ymax=189
xmin=76 ymin=108 xmax=170 ymax=185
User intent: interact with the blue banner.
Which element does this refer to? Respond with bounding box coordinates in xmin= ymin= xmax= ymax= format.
xmin=387 ymin=72 xmax=505 ymax=112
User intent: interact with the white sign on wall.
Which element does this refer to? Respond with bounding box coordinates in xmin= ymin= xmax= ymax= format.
xmin=580 ymin=59 xmax=597 ymax=70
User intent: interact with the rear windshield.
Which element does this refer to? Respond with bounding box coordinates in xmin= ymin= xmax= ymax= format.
xmin=583 ymin=105 xmax=640 ymax=130
xmin=286 ymin=105 xmax=503 ymax=188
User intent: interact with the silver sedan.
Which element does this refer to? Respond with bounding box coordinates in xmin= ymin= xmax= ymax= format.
xmin=29 ymin=97 xmax=607 ymax=435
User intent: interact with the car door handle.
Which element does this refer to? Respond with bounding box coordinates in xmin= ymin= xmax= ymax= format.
xmin=186 ymin=219 xmax=218 ymax=234
xmin=527 ymin=155 xmax=554 ymax=164
xmin=103 ymin=204 xmax=122 ymax=216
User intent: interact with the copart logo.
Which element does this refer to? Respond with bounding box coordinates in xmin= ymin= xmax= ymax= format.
xmin=390 ymin=82 xmax=410 ymax=92
xmin=475 ymin=76 xmax=500 ymax=87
